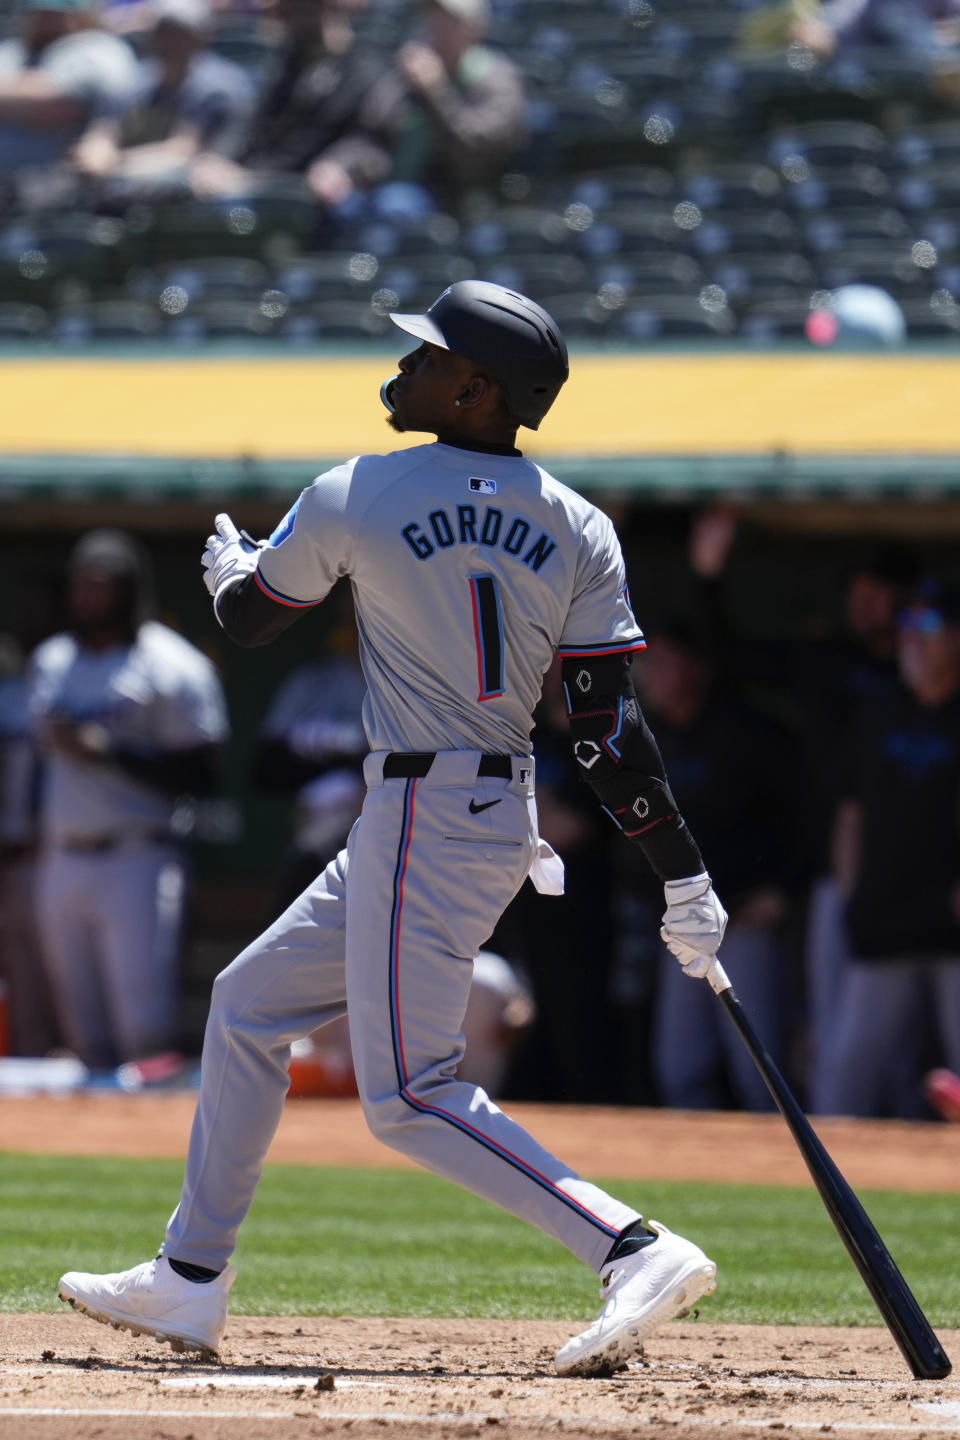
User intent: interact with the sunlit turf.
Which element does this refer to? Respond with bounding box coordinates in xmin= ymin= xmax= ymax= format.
xmin=1 ymin=1153 xmax=955 ymax=1327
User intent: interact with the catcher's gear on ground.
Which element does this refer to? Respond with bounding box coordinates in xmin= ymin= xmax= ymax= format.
xmin=201 ymin=514 xmax=264 ymax=616
xmin=661 ymin=872 xmax=728 ymax=978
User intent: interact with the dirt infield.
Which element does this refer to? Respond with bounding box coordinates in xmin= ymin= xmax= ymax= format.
xmin=3 ymin=1096 xmax=959 ymax=1439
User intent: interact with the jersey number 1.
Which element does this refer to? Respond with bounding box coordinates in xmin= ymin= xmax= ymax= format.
xmin=469 ymin=574 xmax=505 ymax=701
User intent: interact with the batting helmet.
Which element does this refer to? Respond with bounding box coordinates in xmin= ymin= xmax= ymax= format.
xmin=388 ymin=281 xmax=569 ymax=430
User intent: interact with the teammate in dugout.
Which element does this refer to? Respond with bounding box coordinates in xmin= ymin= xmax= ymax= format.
xmin=59 ymin=281 xmax=728 ymax=1377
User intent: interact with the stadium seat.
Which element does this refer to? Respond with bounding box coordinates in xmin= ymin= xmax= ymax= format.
xmin=893 ymin=120 xmax=960 ymax=170
xmin=915 ymin=211 xmax=960 ymax=257
xmin=0 ymin=301 xmax=48 ymax=338
xmin=354 ymin=212 xmax=461 ymax=261
xmin=479 ymin=253 xmax=585 ymax=296
xmin=138 ymin=257 xmax=271 ymax=302
xmin=898 ymin=295 xmax=960 ymax=339
xmin=368 ymin=254 xmax=481 ymax=308
xmin=126 ymin=187 xmax=319 ymax=263
xmin=766 ymin=120 xmax=888 ymax=168
xmin=566 ymin=165 xmax=675 ymax=212
xmin=530 ymin=291 xmax=619 ymax=338
xmin=601 ymin=53 xmax=689 ymax=100
xmin=802 ymin=207 xmax=911 ymax=253
xmin=587 ymin=251 xmax=704 ymax=297
xmin=51 ymin=299 xmax=162 ymax=343
xmin=164 ymin=297 xmax=280 ymax=342
xmin=706 ymin=251 xmax=816 ymax=302
xmin=781 ymin=165 xmax=892 ymax=213
xmin=739 ymin=296 xmax=815 ymax=343
xmin=676 ymin=161 xmax=784 ymax=212
xmin=462 ymin=207 xmax=571 ymax=260
xmin=0 ymin=213 xmax=125 ymax=289
xmin=573 ymin=204 xmax=678 ymax=258
xmin=272 ymin=251 xmax=391 ymax=305
xmin=278 ymin=300 xmax=395 ymax=343
xmin=614 ymin=293 xmax=737 ymax=340
xmin=687 ymin=208 xmax=798 ymax=257
xmin=896 ymin=166 xmax=960 ymax=214
xmin=817 ymin=241 xmax=935 ymax=299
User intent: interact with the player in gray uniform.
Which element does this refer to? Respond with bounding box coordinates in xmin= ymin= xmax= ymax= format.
xmin=59 ymin=284 xmax=729 ymax=1378
xmin=29 ymin=530 xmax=229 ymax=1069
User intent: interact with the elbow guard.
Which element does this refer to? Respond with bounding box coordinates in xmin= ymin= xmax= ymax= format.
xmin=560 ymin=654 xmax=704 ymax=881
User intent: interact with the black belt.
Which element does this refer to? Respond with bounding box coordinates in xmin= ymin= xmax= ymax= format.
xmin=383 ymin=752 xmax=512 ymax=780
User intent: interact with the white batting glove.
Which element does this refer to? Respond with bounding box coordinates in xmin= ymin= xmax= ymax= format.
xmin=661 ymin=871 xmax=728 ymax=980
xmin=201 ymin=513 xmax=264 ymax=601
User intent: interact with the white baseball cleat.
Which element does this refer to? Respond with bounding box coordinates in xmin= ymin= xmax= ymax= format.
xmin=58 ymin=1256 xmax=236 ymax=1359
xmin=555 ymin=1220 xmax=717 ymax=1377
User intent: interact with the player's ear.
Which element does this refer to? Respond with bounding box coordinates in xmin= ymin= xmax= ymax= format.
xmin=457 ymin=375 xmax=488 ymax=409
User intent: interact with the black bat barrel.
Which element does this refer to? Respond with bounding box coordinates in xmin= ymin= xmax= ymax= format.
xmin=716 ymin=984 xmax=951 ymax=1381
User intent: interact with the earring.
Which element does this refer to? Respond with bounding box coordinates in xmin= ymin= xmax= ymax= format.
xmin=454 ymin=399 xmax=462 ymax=406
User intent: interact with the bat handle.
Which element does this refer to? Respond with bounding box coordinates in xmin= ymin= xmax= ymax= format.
xmin=706 ymin=958 xmax=732 ymax=994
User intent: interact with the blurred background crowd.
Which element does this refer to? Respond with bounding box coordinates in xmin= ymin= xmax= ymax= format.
xmin=0 ymin=0 xmax=959 ymax=1124
xmin=0 ymin=0 xmax=958 ymax=339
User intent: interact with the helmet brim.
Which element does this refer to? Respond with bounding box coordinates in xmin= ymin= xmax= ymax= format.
xmin=389 ymin=311 xmax=449 ymax=349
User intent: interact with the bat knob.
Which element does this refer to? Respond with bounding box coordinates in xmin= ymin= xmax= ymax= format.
xmin=706 ymin=960 xmax=732 ymax=994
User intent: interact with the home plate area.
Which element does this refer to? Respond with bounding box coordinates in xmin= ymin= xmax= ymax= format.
xmin=2 ymin=1316 xmax=959 ymax=1440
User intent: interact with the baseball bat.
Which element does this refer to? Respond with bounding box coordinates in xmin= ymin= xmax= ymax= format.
xmin=705 ymin=959 xmax=951 ymax=1380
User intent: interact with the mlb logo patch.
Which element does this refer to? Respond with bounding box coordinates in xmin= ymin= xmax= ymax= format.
xmin=469 ymin=477 xmax=497 ymax=495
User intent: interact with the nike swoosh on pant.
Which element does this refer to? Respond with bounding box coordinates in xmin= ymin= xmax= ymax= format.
xmin=468 ymin=798 xmax=502 ymax=814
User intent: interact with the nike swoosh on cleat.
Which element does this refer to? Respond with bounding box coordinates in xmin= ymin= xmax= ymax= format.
xmin=468 ymin=798 xmax=502 ymax=814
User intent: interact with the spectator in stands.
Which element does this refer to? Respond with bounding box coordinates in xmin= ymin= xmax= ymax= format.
xmin=791 ymin=0 xmax=960 ymax=61
xmin=71 ymin=0 xmax=255 ymax=203
xmin=0 ymin=0 xmax=137 ymax=196
xmin=817 ymin=578 xmax=960 ymax=1118
xmin=27 ymin=529 xmax=229 ymax=1071
xmin=636 ymin=619 xmax=799 ymax=1111
xmin=362 ymin=0 xmax=527 ymax=211
xmin=188 ymin=0 xmax=391 ymax=210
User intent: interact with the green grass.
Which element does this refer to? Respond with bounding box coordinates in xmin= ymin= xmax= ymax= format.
xmin=1 ymin=1153 xmax=956 ymax=1327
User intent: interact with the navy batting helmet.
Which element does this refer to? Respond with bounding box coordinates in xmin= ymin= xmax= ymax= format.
xmin=388 ymin=281 xmax=569 ymax=430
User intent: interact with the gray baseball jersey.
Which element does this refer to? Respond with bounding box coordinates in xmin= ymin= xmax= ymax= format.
xmin=163 ymin=442 xmax=650 ymax=1278
xmin=255 ymin=442 xmax=645 ymax=754
xmin=28 ymin=620 xmax=228 ymax=843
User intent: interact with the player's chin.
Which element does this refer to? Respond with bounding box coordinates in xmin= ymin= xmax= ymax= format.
xmin=386 ymin=412 xmax=406 ymax=433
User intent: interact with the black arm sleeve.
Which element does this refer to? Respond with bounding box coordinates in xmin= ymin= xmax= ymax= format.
xmin=215 ymin=572 xmax=306 ymax=647
xmin=561 ymin=653 xmax=705 ymax=882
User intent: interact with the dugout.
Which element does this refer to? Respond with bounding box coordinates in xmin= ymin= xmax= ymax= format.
xmin=2 ymin=347 xmax=959 ymax=1048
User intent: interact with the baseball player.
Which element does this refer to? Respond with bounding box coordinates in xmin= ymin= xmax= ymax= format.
xmin=59 ymin=282 xmax=727 ymax=1377
xmin=29 ymin=529 xmax=229 ymax=1070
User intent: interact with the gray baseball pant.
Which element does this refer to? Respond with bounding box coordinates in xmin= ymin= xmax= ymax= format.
xmin=35 ymin=842 xmax=184 ymax=1068
xmin=164 ymin=751 xmax=638 ymax=1273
